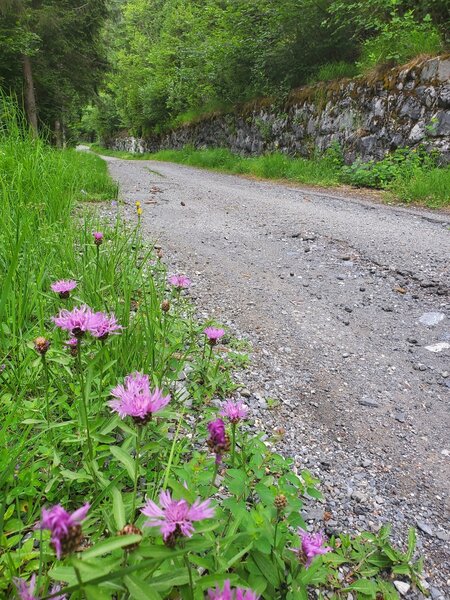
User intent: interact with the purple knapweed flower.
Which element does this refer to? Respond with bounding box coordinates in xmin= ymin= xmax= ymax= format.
xmin=13 ymin=576 xmax=66 ymax=600
xmin=109 ymin=372 xmax=170 ymax=425
xmin=291 ymin=529 xmax=332 ymax=567
xmin=204 ymin=327 xmax=225 ymax=345
xmin=50 ymin=280 xmax=77 ymax=299
xmin=39 ymin=503 xmax=90 ymax=559
xmin=65 ymin=337 xmax=79 ymax=356
xmin=207 ymin=418 xmax=229 ymax=464
xmin=141 ymin=490 xmax=214 ymax=547
xmin=168 ymin=274 xmax=191 ymax=289
xmin=52 ymin=305 xmax=94 ymax=339
xmin=92 ymin=231 xmax=103 ymax=246
xmin=207 ymin=580 xmax=259 ymax=600
xmin=220 ymin=400 xmax=248 ymax=424
xmin=89 ymin=311 xmax=122 ymax=341
xmin=13 ymin=575 xmax=38 ymax=600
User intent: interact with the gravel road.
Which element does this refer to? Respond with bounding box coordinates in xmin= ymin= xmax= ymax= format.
xmin=104 ymin=156 xmax=450 ymax=597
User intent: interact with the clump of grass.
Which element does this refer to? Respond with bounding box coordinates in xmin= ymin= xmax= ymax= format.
xmin=389 ymin=166 xmax=450 ymax=207
xmin=309 ymin=61 xmax=358 ymax=83
xmin=151 ymin=147 xmax=341 ymax=187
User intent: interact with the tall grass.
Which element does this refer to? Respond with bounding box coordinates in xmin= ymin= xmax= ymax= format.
xmin=0 ymin=100 xmax=117 ymax=356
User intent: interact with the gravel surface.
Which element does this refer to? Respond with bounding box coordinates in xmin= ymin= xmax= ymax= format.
xmin=104 ymin=155 xmax=450 ymax=597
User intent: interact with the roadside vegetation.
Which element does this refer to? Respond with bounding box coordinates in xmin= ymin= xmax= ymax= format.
xmin=1 ymin=100 xmax=428 ymax=599
xmin=91 ymin=144 xmax=450 ymax=209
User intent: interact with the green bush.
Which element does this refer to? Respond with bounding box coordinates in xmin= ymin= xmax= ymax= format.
xmin=340 ymin=146 xmax=439 ymax=188
xmin=358 ymin=12 xmax=444 ymax=71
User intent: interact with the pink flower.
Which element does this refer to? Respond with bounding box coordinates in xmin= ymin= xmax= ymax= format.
xmin=207 ymin=418 xmax=229 ymax=464
xmin=39 ymin=503 xmax=90 ymax=559
xmin=168 ymin=274 xmax=191 ymax=289
xmin=204 ymin=327 xmax=225 ymax=345
xmin=292 ymin=530 xmax=332 ymax=567
xmin=52 ymin=305 xmax=94 ymax=338
xmin=89 ymin=311 xmax=122 ymax=340
xmin=92 ymin=231 xmax=103 ymax=245
xmin=109 ymin=372 xmax=170 ymax=425
xmin=208 ymin=580 xmax=259 ymax=600
xmin=13 ymin=576 xmax=66 ymax=600
xmin=220 ymin=400 xmax=248 ymax=424
xmin=65 ymin=338 xmax=78 ymax=347
xmin=13 ymin=576 xmax=38 ymax=600
xmin=141 ymin=490 xmax=214 ymax=546
xmin=50 ymin=280 xmax=77 ymax=299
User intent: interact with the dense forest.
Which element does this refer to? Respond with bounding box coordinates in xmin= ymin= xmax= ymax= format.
xmin=0 ymin=0 xmax=448 ymax=140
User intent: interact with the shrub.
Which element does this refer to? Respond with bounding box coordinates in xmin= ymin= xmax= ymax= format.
xmin=340 ymin=146 xmax=439 ymax=189
xmin=358 ymin=12 xmax=444 ymax=71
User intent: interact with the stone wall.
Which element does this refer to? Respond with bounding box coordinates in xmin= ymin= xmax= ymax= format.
xmin=108 ymin=56 xmax=450 ymax=163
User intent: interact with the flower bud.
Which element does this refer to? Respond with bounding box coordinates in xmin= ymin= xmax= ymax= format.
xmin=34 ymin=337 xmax=50 ymax=355
xmin=161 ymin=299 xmax=170 ymax=312
xmin=118 ymin=523 xmax=142 ymax=551
xmin=274 ymin=494 xmax=287 ymax=511
xmin=156 ymin=248 xmax=163 ymax=259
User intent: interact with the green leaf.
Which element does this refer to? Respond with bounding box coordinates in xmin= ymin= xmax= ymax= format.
xmin=406 ymin=527 xmax=416 ymax=561
xmin=110 ymin=445 xmax=136 ymax=482
xmin=251 ymin=550 xmax=280 ymax=587
xmin=111 ymin=486 xmax=126 ymax=529
xmin=82 ymin=535 xmax=142 ymax=559
xmin=125 ymin=575 xmax=162 ymax=599
xmin=85 ymin=586 xmax=113 ymax=600
xmin=346 ymin=578 xmax=377 ymax=598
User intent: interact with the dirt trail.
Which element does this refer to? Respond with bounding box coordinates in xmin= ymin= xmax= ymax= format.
xmin=105 ymin=156 xmax=450 ymax=595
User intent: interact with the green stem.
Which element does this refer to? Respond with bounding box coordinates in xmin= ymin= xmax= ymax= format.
xmin=132 ymin=426 xmax=143 ymax=519
xmin=184 ymin=554 xmax=194 ymax=600
xmin=73 ymin=561 xmax=84 ymax=595
xmin=231 ymin=423 xmax=236 ymax=467
xmin=41 ymin=354 xmax=51 ymax=437
xmin=210 ymin=461 xmax=219 ymax=494
xmin=76 ymin=347 xmax=97 ymax=493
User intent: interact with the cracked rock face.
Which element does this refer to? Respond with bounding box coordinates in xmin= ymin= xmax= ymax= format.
xmin=109 ymin=56 xmax=450 ymax=165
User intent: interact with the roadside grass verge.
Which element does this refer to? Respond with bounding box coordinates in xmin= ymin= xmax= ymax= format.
xmin=1 ymin=99 xmax=426 ymax=598
xmin=90 ymin=144 xmax=449 ymax=208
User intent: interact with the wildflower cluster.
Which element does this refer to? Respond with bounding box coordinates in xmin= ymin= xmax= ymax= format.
xmin=4 ymin=204 xmax=421 ymax=600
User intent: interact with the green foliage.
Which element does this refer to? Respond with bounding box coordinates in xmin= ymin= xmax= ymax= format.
xmin=0 ymin=0 xmax=108 ymax=136
xmin=358 ymin=12 xmax=444 ymax=70
xmin=340 ymin=145 xmax=439 ymax=188
xmin=309 ymin=61 xmax=359 ymax=83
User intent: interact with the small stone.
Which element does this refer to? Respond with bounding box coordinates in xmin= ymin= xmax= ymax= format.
xmin=419 ymin=312 xmax=445 ymax=326
xmin=360 ymin=459 xmax=371 ymax=468
xmin=395 ymin=412 xmax=406 ymax=423
xmin=435 ymin=530 xmax=450 ymax=542
xmin=407 ymin=337 xmax=418 ymax=344
xmin=240 ymin=388 xmax=251 ymax=398
xmin=359 ymin=398 xmax=379 ymax=408
xmin=341 ymin=256 xmax=351 ymax=261
xmin=394 ymin=581 xmax=410 ymax=596
xmin=425 ymin=342 xmax=450 ymax=353
xmin=441 ymin=449 xmax=450 ymax=457
xmin=416 ymin=520 xmax=434 ymax=536
xmin=344 ymin=306 xmax=353 ymax=313
xmin=382 ymin=306 xmax=393 ymax=312
xmin=359 ymin=287 xmax=366 ymax=292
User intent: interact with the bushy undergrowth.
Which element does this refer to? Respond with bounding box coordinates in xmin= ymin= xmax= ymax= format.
xmin=308 ymin=62 xmax=359 ymax=84
xmin=92 ymin=144 xmax=449 ymax=208
xmin=0 ymin=103 xmax=426 ymax=599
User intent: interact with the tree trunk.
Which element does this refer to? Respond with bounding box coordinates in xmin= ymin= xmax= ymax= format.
xmin=54 ymin=119 xmax=62 ymax=148
xmin=22 ymin=54 xmax=38 ymax=136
